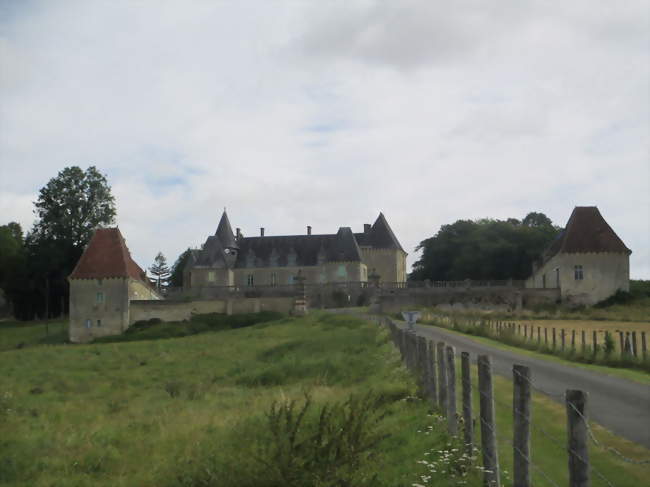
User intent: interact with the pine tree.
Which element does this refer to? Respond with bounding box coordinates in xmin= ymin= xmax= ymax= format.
xmin=149 ymin=252 xmax=171 ymax=290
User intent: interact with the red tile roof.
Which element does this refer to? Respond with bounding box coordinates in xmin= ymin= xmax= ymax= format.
xmin=546 ymin=207 xmax=631 ymax=257
xmin=69 ymin=228 xmax=149 ymax=281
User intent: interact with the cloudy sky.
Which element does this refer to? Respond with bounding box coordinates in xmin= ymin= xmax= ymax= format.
xmin=1 ymin=1 xmax=648 ymax=278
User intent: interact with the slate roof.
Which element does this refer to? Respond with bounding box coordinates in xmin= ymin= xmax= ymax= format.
xmin=545 ymin=206 xmax=631 ymax=258
xmin=234 ymin=227 xmax=362 ymax=268
xmin=355 ymin=212 xmax=405 ymax=252
xmin=215 ymin=211 xmax=238 ymax=249
xmin=69 ymin=228 xmax=149 ymax=281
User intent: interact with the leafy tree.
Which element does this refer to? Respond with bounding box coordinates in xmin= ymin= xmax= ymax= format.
xmin=410 ymin=212 xmax=561 ymax=281
xmin=169 ymin=248 xmax=192 ymax=287
xmin=0 ymin=223 xmax=27 ymax=316
xmin=30 ymin=166 xmax=116 ymax=247
xmin=7 ymin=166 xmax=116 ymax=319
xmin=149 ymin=252 xmax=171 ymax=290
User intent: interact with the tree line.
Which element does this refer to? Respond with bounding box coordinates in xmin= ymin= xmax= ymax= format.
xmin=0 ymin=166 xmax=188 ymax=320
xmin=409 ymin=212 xmax=562 ymax=282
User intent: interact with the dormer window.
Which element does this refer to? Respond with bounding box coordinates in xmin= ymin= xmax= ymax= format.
xmin=246 ymin=250 xmax=256 ymax=268
xmin=287 ymin=249 xmax=297 ymax=267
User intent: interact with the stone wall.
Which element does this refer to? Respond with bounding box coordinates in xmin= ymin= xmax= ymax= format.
xmin=526 ymin=252 xmax=629 ymax=305
xmin=129 ymin=296 xmax=294 ymax=324
xmin=360 ymin=247 xmax=407 ymax=283
xmin=378 ymin=287 xmax=560 ymax=314
xmin=69 ymin=277 xmax=130 ymax=343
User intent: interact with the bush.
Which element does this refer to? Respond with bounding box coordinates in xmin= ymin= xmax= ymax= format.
xmin=257 ymin=392 xmax=387 ymax=487
xmin=94 ymin=312 xmax=284 ymax=343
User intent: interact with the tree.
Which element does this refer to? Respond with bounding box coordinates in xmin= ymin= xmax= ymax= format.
xmin=169 ymin=248 xmax=192 ymax=287
xmin=149 ymin=252 xmax=171 ymax=290
xmin=7 ymin=166 xmax=117 ymax=320
xmin=410 ymin=212 xmax=561 ymax=282
xmin=30 ymin=166 xmax=116 ymax=248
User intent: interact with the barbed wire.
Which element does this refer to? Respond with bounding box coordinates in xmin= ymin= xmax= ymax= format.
xmin=479 ymin=381 xmax=616 ymax=487
xmin=477 ymin=414 xmax=561 ymax=487
xmin=512 ymin=368 xmax=650 ymax=466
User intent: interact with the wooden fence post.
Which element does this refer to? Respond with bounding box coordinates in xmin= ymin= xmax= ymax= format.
xmin=571 ymin=330 xmax=576 ymax=351
xmin=545 ymin=327 xmax=548 ymax=347
xmin=537 ymin=326 xmax=541 ymax=346
xmin=513 ymin=365 xmax=531 ymax=487
xmin=427 ymin=340 xmax=438 ymax=405
xmin=624 ymin=332 xmax=632 ymax=357
xmin=632 ymin=332 xmax=638 ymax=358
xmin=592 ymin=331 xmax=597 ymax=353
xmin=561 ymin=329 xmax=566 ymax=351
xmin=552 ymin=328 xmax=556 ymax=349
xmin=417 ymin=336 xmax=428 ymax=393
xmin=437 ymin=342 xmax=447 ymax=413
xmin=642 ymin=332 xmax=647 ymax=360
xmin=478 ymin=355 xmax=500 ymax=487
xmin=581 ymin=330 xmax=586 ymax=354
xmin=619 ymin=332 xmax=624 ymax=357
xmin=446 ymin=345 xmax=457 ymax=435
xmin=461 ymin=351 xmax=473 ymax=456
xmin=566 ymin=390 xmax=590 ymax=487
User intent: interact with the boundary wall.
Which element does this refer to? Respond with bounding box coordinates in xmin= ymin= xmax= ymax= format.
xmin=130 ymin=297 xmax=294 ymax=325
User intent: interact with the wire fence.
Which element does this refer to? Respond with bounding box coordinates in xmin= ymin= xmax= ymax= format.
xmin=421 ymin=314 xmax=649 ymax=369
xmin=365 ymin=315 xmax=650 ymax=487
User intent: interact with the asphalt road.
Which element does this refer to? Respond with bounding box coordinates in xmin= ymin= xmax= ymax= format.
xmin=400 ymin=321 xmax=650 ymax=448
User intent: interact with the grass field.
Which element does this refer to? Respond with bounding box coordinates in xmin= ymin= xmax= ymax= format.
xmin=0 ymin=312 xmax=478 ymax=487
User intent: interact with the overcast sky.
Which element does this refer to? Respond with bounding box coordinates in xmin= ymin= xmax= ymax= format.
xmin=1 ymin=1 xmax=648 ymax=278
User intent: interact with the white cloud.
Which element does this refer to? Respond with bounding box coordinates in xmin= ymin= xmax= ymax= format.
xmin=0 ymin=0 xmax=648 ymax=278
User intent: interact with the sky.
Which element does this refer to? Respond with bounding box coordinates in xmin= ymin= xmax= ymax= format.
xmin=1 ymin=1 xmax=648 ymax=278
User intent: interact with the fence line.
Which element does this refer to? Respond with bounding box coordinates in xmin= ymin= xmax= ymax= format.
xmin=375 ymin=315 xmax=628 ymax=487
xmin=421 ymin=313 xmax=648 ymax=365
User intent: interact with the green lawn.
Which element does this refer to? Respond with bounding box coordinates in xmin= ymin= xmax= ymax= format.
xmin=0 ymin=312 xmax=476 ymax=487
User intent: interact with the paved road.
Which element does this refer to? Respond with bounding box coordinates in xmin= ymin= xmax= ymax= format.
xmin=399 ymin=321 xmax=650 ymax=448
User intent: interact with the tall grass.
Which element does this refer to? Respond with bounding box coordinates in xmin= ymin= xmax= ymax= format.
xmin=0 ymin=312 xmax=475 ymax=487
xmin=430 ymin=315 xmax=650 ymax=373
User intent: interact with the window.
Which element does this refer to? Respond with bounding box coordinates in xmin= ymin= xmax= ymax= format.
xmin=574 ymin=265 xmax=584 ymax=280
xmin=247 ymin=274 xmax=254 ymax=287
xmin=337 ymin=265 xmax=347 ymax=278
xmin=85 ymin=319 xmax=92 ymax=329
xmin=96 ymin=292 xmax=104 ymax=304
xmin=542 ymin=274 xmax=546 ymax=289
xmin=208 ymin=271 xmax=216 ymax=282
xmin=270 ymin=272 xmax=277 ymax=286
xmin=97 ymin=319 xmax=102 ymax=327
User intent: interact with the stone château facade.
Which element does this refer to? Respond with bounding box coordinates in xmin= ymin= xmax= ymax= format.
xmin=525 ymin=206 xmax=631 ymax=305
xmin=183 ymin=211 xmax=408 ymax=291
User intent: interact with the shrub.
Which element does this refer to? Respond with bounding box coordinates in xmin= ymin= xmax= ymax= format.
xmin=257 ymin=392 xmax=387 ymax=487
xmin=331 ymin=290 xmax=349 ymax=308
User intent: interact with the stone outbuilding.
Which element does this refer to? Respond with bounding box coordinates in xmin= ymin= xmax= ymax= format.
xmin=68 ymin=228 xmax=160 ymax=343
xmin=526 ymin=206 xmax=631 ymax=305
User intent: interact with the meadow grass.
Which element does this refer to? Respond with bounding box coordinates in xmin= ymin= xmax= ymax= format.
xmin=0 ymin=312 xmax=477 ymax=487
xmin=0 ymin=319 xmax=67 ymax=352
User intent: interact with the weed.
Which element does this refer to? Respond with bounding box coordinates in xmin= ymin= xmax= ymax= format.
xmin=257 ymin=392 xmax=388 ymax=487
xmin=164 ymin=381 xmax=183 ymax=398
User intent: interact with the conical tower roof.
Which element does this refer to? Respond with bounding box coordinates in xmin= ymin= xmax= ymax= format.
xmin=215 ymin=210 xmax=238 ymax=249
xmin=368 ymin=213 xmax=405 ymax=252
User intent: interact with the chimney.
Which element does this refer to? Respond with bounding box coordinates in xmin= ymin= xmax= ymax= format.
xmin=307 ymin=225 xmax=312 ymax=235
xmin=260 ymin=227 xmax=265 ymax=237
xmin=236 ymin=228 xmax=241 ymax=240
xmin=364 ymin=224 xmax=371 ymax=234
